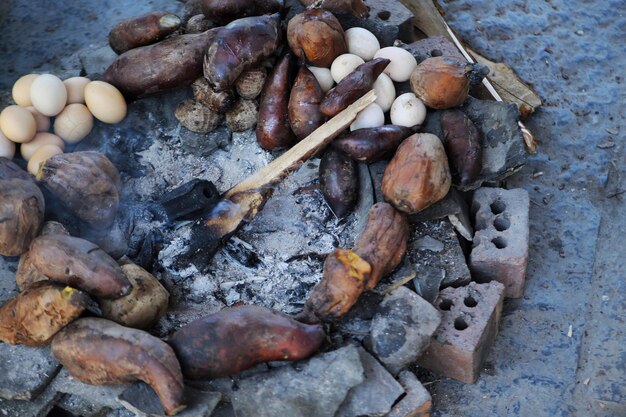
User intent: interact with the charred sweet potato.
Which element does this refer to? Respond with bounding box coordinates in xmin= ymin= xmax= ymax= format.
xmin=99 ymin=264 xmax=169 ymax=329
xmin=319 ymin=148 xmax=358 ymax=217
xmin=109 ymin=11 xmax=182 ymax=54
xmin=52 ymin=318 xmax=186 ymax=416
xmin=353 ymin=202 xmax=409 ymax=289
xmin=440 ymin=109 xmax=482 ymax=186
xmin=287 ymin=9 xmax=347 ymax=68
xmin=256 ymin=54 xmax=294 ymax=150
xmin=382 ymin=133 xmax=451 ymax=214
xmin=320 ymin=58 xmax=390 ymax=117
xmin=204 ymin=14 xmax=281 ymax=91
xmin=298 ymin=0 xmax=369 ymax=18
xmin=0 ymin=283 xmax=90 ymax=346
xmin=201 ymin=0 xmax=282 ymax=25
xmin=102 ymin=28 xmax=219 ymax=98
xmin=0 ymin=179 xmax=45 ymax=256
xmin=29 ymin=235 xmax=131 ymax=299
xmin=168 ymin=305 xmax=326 ymax=379
xmin=300 ymin=249 xmax=372 ymax=323
xmin=331 ymin=125 xmax=416 ymax=163
xmin=36 ymin=151 xmax=120 ymax=229
xmin=289 ymin=66 xmax=326 ymax=140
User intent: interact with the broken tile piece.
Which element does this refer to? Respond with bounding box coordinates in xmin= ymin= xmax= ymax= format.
xmin=335 ymin=347 xmax=404 ymax=417
xmin=0 ymin=344 xmax=60 ymax=401
xmin=418 ymin=281 xmax=505 ymax=383
xmin=231 ymin=345 xmax=364 ymax=417
xmin=368 ymin=287 xmax=442 ymax=374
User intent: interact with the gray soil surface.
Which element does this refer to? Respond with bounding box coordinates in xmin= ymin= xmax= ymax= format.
xmin=0 ymin=1 xmax=624 ymax=416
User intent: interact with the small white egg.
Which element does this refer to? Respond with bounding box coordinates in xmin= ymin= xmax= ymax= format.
xmin=373 ymin=47 xmax=418 ymax=82
xmin=307 ymin=66 xmax=334 ymax=93
xmin=64 ymin=77 xmax=91 ymax=104
xmin=373 ymin=73 xmax=396 ymax=113
xmin=30 ymin=74 xmax=68 ymax=116
xmin=27 ymin=144 xmax=63 ymax=176
xmin=345 ymin=27 xmax=380 ymax=61
xmin=330 ymin=54 xmax=365 ymax=83
xmin=0 ymin=105 xmax=37 ymax=143
xmin=21 ymin=132 xmax=65 ymax=161
xmin=12 ymin=74 xmax=39 ymax=107
xmin=54 ymin=104 xmax=94 ymax=144
xmin=26 ymin=106 xmax=51 ymax=132
xmin=0 ymin=130 xmax=16 ymax=159
xmin=390 ymin=93 xmax=427 ymax=128
xmin=350 ymin=103 xmax=385 ymax=131
xmin=84 ymin=81 xmax=127 ymax=124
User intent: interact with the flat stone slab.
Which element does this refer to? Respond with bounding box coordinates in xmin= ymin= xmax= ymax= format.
xmin=231 ymin=345 xmax=364 ymax=417
xmin=0 ymin=344 xmax=60 ymax=401
xmin=49 ymin=368 xmax=129 ymax=409
xmin=0 ymin=385 xmax=61 ymax=417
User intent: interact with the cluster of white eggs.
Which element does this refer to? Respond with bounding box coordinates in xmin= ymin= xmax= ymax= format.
xmin=0 ymin=74 xmax=127 ymax=174
xmin=307 ymin=27 xmax=428 ymax=131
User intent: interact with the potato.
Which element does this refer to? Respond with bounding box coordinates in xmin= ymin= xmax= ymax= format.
xmin=52 ymin=318 xmax=186 ymax=416
xmin=99 ymin=264 xmax=169 ymax=329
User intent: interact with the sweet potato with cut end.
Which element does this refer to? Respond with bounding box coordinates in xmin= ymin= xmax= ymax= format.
xmin=52 ymin=318 xmax=186 ymax=416
xmin=353 ymin=202 xmax=409 ymax=290
xmin=0 ymin=179 xmax=45 ymax=256
xmin=102 ymin=29 xmax=219 ymax=98
xmin=331 ymin=125 xmax=416 ymax=163
xmin=440 ymin=109 xmax=482 ymax=186
xmin=29 ymin=235 xmax=131 ymax=299
xmin=300 ymin=249 xmax=372 ymax=323
xmin=289 ymin=66 xmax=326 ymax=140
xmin=0 ymin=283 xmax=90 ymax=346
xmin=168 ymin=305 xmax=326 ymax=379
xmin=203 ymin=14 xmax=281 ymax=91
xmin=109 ymin=11 xmax=183 ymax=54
xmin=201 ymin=0 xmax=283 ymax=25
xmin=99 ymin=264 xmax=169 ymax=329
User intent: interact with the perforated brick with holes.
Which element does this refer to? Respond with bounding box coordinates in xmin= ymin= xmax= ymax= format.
xmin=470 ymin=188 xmax=530 ymax=298
xmin=417 ymin=281 xmax=505 ymax=383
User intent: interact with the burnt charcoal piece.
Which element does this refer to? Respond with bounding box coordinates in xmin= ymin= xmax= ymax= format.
xmin=160 ymin=179 xmax=220 ymax=221
xmin=130 ymin=229 xmax=164 ymax=273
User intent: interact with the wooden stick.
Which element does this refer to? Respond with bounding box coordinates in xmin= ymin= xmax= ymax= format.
xmin=226 ymin=90 xmax=377 ymax=198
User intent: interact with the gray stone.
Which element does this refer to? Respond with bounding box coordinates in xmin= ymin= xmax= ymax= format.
xmin=412 ymin=265 xmax=446 ymax=304
xmin=57 ymin=393 xmax=113 ymax=417
xmin=117 ymin=382 xmax=221 ymax=417
xmin=231 ymin=345 xmax=364 ymax=417
xmin=368 ymin=160 xmax=389 ymax=204
xmin=79 ymin=44 xmax=118 ymax=77
xmin=0 ymin=257 xmax=18 ymax=305
xmin=0 ymin=344 xmax=60 ymax=401
xmin=337 ymin=1 xmax=415 ymax=46
xmin=409 ymin=189 xmax=474 ymax=241
xmin=49 ymin=368 xmax=129 ymax=409
xmin=335 ymin=347 xmax=404 ymax=417
xmin=413 ymin=236 xmax=445 ymax=253
xmin=0 ymin=385 xmax=61 ymax=417
xmin=401 ymin=36 xmax=466 ymax=64
xmin=385 ymin=371 xmax=431 ymax=417
xmin=180 ymin=125 xmax=231 ymax=157
xmin=368 ymin=287 xmax=441 ymax=374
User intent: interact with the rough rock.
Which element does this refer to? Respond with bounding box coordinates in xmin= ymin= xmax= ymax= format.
xmin=409 ymin=188 xmax=474 ymax=241
xmin=231 ymin=345 xmax=365 ymax=417
xmin=367 ymin=287 xmax=441 ymax=374
xmin=56 ymin=393 xmax=113 ymax=417
xmin=335 ymin=347 xmax=404 ymax=417
xmin=385 ymin=371 xmax=432 ymax=417
xmin=48 ymin=368 xmax=128 ymax=410
xmin=180 ymin=125 xmax=231 ymax=157
xmin=401 ymin=36 xmax=466 ymax=64
xmin=0 ymin=386 xmax=61 ymax=417
xmin=337 ymin=1 xmax=415 ymax=46
xmin=0 ymin=344 xmax=60 ymax=401
xmin=412 ymin=264 xmax=446 ymax=304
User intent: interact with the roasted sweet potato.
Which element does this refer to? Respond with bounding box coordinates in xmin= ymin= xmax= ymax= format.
xmin=109 ymin=12 xmax=183 ymax=54
xmin=298 ymin=0 xmax=369 ymax=18
xmin=320 ymin=58 xmax=390 ymax=117
xmin=440 ymin=109 xmax=482 ymax=186
xmin=201 ymin=0 xmax=282 ymax=25
xmin=256 ymin=54 xmax=294 ymax=150
xmin=353 ymin=202 xmax=409 ymax=289
xmin=204 ymin=14 xmax=281 ymax=91
xmin=319 ymin=148 xmax=358 ymax=217
xmin=300 ymin=249 xmax=371 ymax=323
xmin=331 ymin=125 xmax=416 ymax=163
xmin=99 ymin=264 xmax=169 ymax=329
xmin=52 ymin=318 xmax=186 ymax=416
xmin=0 ymin=283 xmax=90 ymax=346
xmin=168 ymin=305 xmax=326 ymax=379
xmin=287 ymin=9 xmax=347 ymax=68
xmin=0 ymin=179 xmax=45 ymax=257
xmin=289 ymin=66 xmax=326 ymax=140
xmin=29 ymin=235 xmax=131 ymax=299
xmin=102 ymin=28 xmax=219 ymax=98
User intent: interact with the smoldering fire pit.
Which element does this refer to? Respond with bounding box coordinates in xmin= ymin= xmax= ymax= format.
xmin=0 ymin=0 xmax=540 ymax=416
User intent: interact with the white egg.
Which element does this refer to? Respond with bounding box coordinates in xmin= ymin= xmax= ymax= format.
xmin=373 ymin=47 xmax=418 ymax=82
xmin=21 ymin=132 xmax=65 ymax=161
xmin=345 ymin=27 xmax=380 ymax=61
xmin=390 ymin=93 xmax=427 ymax=128
xmin=64 ymin=77 xmax=91 ymax=104
xmin=0 ymin=130 xmax=16 ymax=159
xmin=0 ymin=105 xmax=37 ymax=143
xmin=373 ymin=73 xmax=396 ymax=113
xmin=84 ymin=81 xmax=127 ymax=124
xmin=307 ymin=66 xmax=334 ymax=93
xmin=30 ymin=74 xmax=68 ymax=116
xmin=350 ymin=103 xmax=385 ymax=131
xmin=12 ymin=74 xmax=39 ymax=107
xmin=330 ymin=54 xmax=365 ymax=83
xmin=54 ymin=104 xmax=94 ymax=144
xmin=26 ymin=107 xmax=51 ymax=132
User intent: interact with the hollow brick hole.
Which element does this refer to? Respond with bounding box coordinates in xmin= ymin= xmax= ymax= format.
xmin=464 ymin=296 xmax=478 ymax=307
xmin=430 ymin=49 xmax=443 ymax=57
xmin=494 ymin=216 xmax=511 ymax=231
xmin=439 ymin=299 xmax=454 ymax=311
xmin=377 ymin=10 xmax=391 ymax=20
xmin=454 ymin=317 xmax=469 ymax=331
xmin=490 ymin=199 xmax=506 ymax=215
xmin=492 ymin=236 xmax=508 ymax=249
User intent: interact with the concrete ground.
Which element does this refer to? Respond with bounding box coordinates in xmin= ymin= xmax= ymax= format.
xmin=0 ymin=0 xmax=624 ymax=416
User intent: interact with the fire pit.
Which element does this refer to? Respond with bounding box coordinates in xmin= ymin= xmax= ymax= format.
xmin=0 ymin=0 xmax=542 ymax=416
